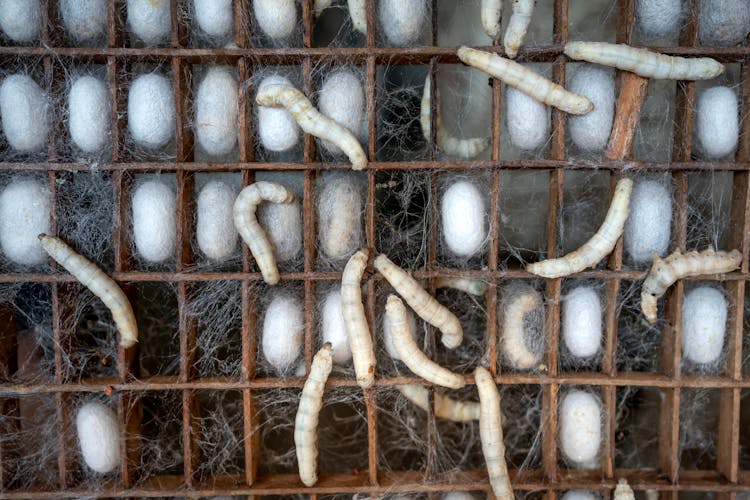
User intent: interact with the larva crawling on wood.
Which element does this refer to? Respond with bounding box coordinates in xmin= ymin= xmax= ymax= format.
xmin=233 ymin=181 xmax=295 ymax=285
xmin=481 ymin=0 xmax=502 ymax=39
xmin=420 ymin=74 xmax=490 ymax=159
xmin=255 ymin=83 xmax=367 ymax=171
xmin=434 ymin=276 xmax=488 ymax=296
xmin=396 ymin=384 xmax=482 ymax=422
xmin=501 ymin=286 xmax=544 ymax=370
xmin=374 ymin=253 xmax=463 ymax=349
xmin=504 ymin=0 xmax=534 ymax=59
xmin=294 ymin=342 xmax=333 ymax=487
xmin=614 ymin=479 xmax=635 ymax=500
xmin=342 ymin=249 xmax=376 ymax=388
xmin=39 ymin=235 xmax=137 ymax=348
xmin=457 ymin=46 xmax=593 ymax=115
xmin=527 ymin=178 xmax=633 ymax=278
xmin=564 ymin=42 xmax=725 ymax=80
xmin=386 ymin=295 xmax=465 ymax=389
xmin=475 ymin=366 xmax=513 ymax=500
xmin=641 ymin=247 xmax=741 ymax=324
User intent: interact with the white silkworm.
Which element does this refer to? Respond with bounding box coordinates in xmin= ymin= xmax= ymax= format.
xmin=374 ymin=253 xmax=463 ymax=349
xmin=386 ymin=295 xmax=465 ymax=389
xmin=420 ymin=74 xmax=490 ymax=159
xmin=341 ymin=249 xmax=376 ymax=388
xmin=641 ymin=247 xmax=741 ymax=324
xmin=434 ymin=276 xmax=488 ymax=296
xmin=481 ymin=0 xmax=502 ymax=39
xmin=501 ymin=286 xmax=544 ymax=370
xmin=475 ymin=366 xmax=513 ymax=500
xmin=504 ymin=0 xmax=534 ymax=59
xmin=294 ymin=342 xmax=333 ymax=487
xmin=527 ymin=178 xmax=633 ymax=278
xmin=382 ymin=303 xmax=417 ymax=361
xmin=39 ymin=235 xmax=138 ymax=348
xmin=348 ymin=0 xmax=367 ymax=35
xmin=255 ymin=83 xmax=367 ymax=170
xmin=76 ymin=402 xmax=120 ymax=474
xmin=457 ymin=46 xmax=593 ymax=115
xmin=233 ymin=181 xmax=295 ymax=285
xmin=563 ymin=42 xmax=725 ymax=80
xmin=397 ymin=384 xmax=481 ymax=422
xmin=614 ymin=479 xmax=635 ymax=500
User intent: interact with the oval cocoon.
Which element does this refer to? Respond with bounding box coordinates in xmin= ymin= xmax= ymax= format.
xmin=258 ymin=197 xmax=302 ymax=262
xmin=0 ymin=74 xmax=48 ymax=152
xmin=76 ymin=402 xmax=120 ymax=474
xmin=69 ymin=75 xmax=110 ymax=153
xmin=257 ymin=75 xmax=300 ymax=152
xmin=196 ymin=181 xmax=238 ymax=260
xmin=635 ymin=0 xmax=684 ymax=39
xmin=682 ymin=286 xmax=727 ymax=365
xmin=506 ymin=84 xmax=549 ymax=150
xmin=318 ymin=70 xmax=364 ymax=155
xmin=379 ymin=0 xmax=427 ymax=46
xmin=699 ymin=0 xmax=750 ymax=47
xmin=60 ymin=0 xmax=107 ymax=42
xmin=0 ymin=179 xmax=50 ymax=265
xmin=382 ymin=305 xmax=417 ymax=361
xmin=262 ymin=293 xmax=303 ymax=373
xmin=127 ymin=0 xmax=171 ymax=45
xmin=696 ymin=86 xmax=738 ymax=159
xmin=0 ymin=0 xmax=40 ymax=43
xmin=321 ymin=289 xmax=352 ymax=365
xmin=254 ymin=0 xmax=296 ymax=40
xmin=128 ymin=73 xmax=175 ymax=149
xmin=441 ymin=180 xmax=486 ymax=257
xmin=193 ymin=0 xmax=233 ymax=39
xmin=568 ymin=65 xmax=615 ymax=152
xmin=318 ymin=176 xmax=363 ymax=261
xmin=562 ymin=286 xmax=602 ymax=358
xmin=624 ymin=180 xmax=672 ymax=264
xmin=561 ymin=492 xmax=599 ymax=500
xmin=132 ymin=180 xmax=176 ymax=263
xmin=196 ymin=67 xmax=238 ymax=156
xmin=559 ymin=390 xmax=601 ymax=467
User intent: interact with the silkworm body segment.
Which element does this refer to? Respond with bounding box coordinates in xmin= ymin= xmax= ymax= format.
xmin=475 ymin=366 xmax=513 ymax=500
xmin=504 ymin=0 xmax=534 ymax=58
xmin=481 ymin=0 xmax=502 ymax=38
xmin=341 ymin=249 xmax=376 ymax=388
xmin=397 ymin=384 xmax=481 ymax=422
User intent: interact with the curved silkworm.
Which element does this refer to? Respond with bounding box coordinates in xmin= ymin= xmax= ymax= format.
xmin=527 ymin=178 xmax=633 ymax=278
xmin=501 ymin=287 xmax=543 ymax=370
xmin=255 ymin=83 xmax=367 ymax=170
xmin=475 ymin=366 xmax=513 ymax=499
xmin=397 ymin=384 xmax=482 ymax=422
xmin=481 ymin=0 xmax=502 ymax=38
xmin=39 ymin=234 xmax=137 ymax=348
xmin=641 ymin=247 xmax=741 ymax=324
xmin=341 ymin=248 xmax=376 ymax=388
xmin=564 ymin=42 xmax=724 ymax=80
xmin=504 ymin=0 xmax=534 ymax=59
xmin=457 ymin=46 xmax=593 ymax=115
xmin=294 ymin=342 xmax=333 ymax=487
xmin=233 ymin=181 xmax=295 ymax=285
xmin=434 ymin=276 xmax=488 ymax=296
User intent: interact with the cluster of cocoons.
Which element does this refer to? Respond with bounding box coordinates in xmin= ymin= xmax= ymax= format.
xmin=253 ymin=0 xmax=297 ymax=41
xmin=195 ymin=67 xmax=238 ymax=157
xmin=699 ymin=0 xmax=750 ymax=47
xmin=76 ymin=402 xmax=120 ymax=474
xmin=68 ymin=76 xmax=110 ymax=153
xmin=60 ymin=0 xmax=107 ymax=43
xmin=132 ymin=180 xmax=176 ymax=263
xmin=127 ymin=73 xmax=175 ymax=150
xmin=0 ymin=179 xmax=50 ymax=266
xmin=440 ymin=179 xmax=487 ymax=257
xmin=317 ymin=70 xmax=365 ymax=156
xmin=193 ymin=0 xmax=234 ymax=40
xmin=623 ymin=179 xmax=672 ymax=264
xmin=635 ymin=0 xmax=684 ymax=40
xmin=317 ymin=175 xmax=363 ymax=261
xmin=257 ymin=75 xmax=300 ymax=152
xmin=262 ymin=292 xmax=304 ymax=373
xmin=681 ymin=286 xmax=727 ymax=365
xmin=127 ymin=0 xmax=171 ymax=45
xmin=196 ymin=180 xmax=238 ymax=261
xmin=0 ymin=0 xmax=40 ymax=44
xmin=562 ymin=286 xmax=602 ymax=359
xmin=567 ymin=65 xmax=615 ymax=152
xmin=559 ymin=390 xmax=602 ymax=468
xmin=506 ymin=73 xmax=550 ymax=151
xmin=0 ymin=74 xmax=48 ymax=153
xmin=379 ymin=0 xmax=427 ymax=46
xmin=695 ymin=86 xmax=739 ymax=159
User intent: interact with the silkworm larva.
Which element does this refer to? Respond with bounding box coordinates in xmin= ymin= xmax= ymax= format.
xmin=504 ymin=0 xmax=534 ymax=59
xmin=233 ymin=181 xmax=295 ymax=285
xmin=481 ymin=0 xmax=502 ymax=39
xmin=420 ymin=74 xmax=489 ymax=159
xmin=294 ymin=342 xmax=333 ymax=487
xmin=641 ymin=247 xmax=741 ymax=324
xmin=374 ymin=253 xmax=463 ymax=349
xmin=614 ymin=479 xmax=635 ymax=500
xmin=341 ymin=248 xmax=376 ymax=388
xmin=564 ymin=42 xmax=724 ymax=80
xmin=527 ymin=178 xmax=633 ymax=278
xmin=475 ymin=366 xmax=513 ymax=500
xmin=348 ymin=0 xmax=367 ymax=34
xmin=39 ymin=235 xmax=137 ymax=348
xmin=457 ymin=46 xmax=593 ymax=115
xmin=397 ymin=384 xmax=481 ymax=422
xmin=386 ymin=295 xmax=465 ymax=389
xmin=502 ymin=287 xmax=543 ymax=370
xmin=434 ymin=276 xmax=488 ymax=296
xmin=255 ymin=83 xmax=367 ymax=171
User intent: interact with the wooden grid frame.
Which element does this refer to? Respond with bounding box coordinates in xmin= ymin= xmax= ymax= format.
xmin=0 ymin=0 xmax=749 ymax=498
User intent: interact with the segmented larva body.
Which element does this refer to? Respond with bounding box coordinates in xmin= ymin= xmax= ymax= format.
xmin=527 ymin=178 xmax=633 ymax=278
xmin=420 ymin=74 xmax=489 ymax=159
xmin=481 ymin=0 xmax=503 ymax=38
xmin=348 ymin=0 xmax=367 ymax=34
xmin=614 ymin=479 xmax=635 ymax=500
xmin=397 ymin=384 xmax=481 ymax=422
xmin=233 ymin=181 xmax=295 ymax=285
xmin=39 ymin=235 xmax=137 ymax=348
xmin=501 ymin=288 xmax=543 ymax=370
xmin=457 ymin=46 xmax=593 ymax=115
xmin=341 ymin=249 xmax=376 ymax=388
xmin=386 ymin=295 xmax=465 ymax=389
xmin=294 ymin=342 xmax=333 ymax=487
xmin=504 ymin=0 xmax=534 ymax=59
xmin=255 ymin=84 xmax=367 ymax=171
xmin=475 ymin=366 xmax=513 ymax=500
xmin=564 ymin=42 xmax=725 ymax=80
xmin=641 ymin=247 xmax=741 ymax=324
xmin=374 ymin=254 xmax=463 ymax=349
xmin=434 ymin=276 xmax=488 ymax=296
